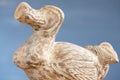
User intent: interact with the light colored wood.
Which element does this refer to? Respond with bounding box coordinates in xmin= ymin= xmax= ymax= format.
xmin=85 ymin=42 xmax=119 ymax=80
xmin=13 ymin=2 xmax=119 ymax=80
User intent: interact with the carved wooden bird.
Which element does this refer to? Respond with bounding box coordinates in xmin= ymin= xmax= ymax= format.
xmin=13 ymin=2 xmax=119 ymax=80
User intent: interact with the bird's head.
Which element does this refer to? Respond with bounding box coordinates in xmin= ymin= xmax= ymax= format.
xmin=85 ymin=42 xmax=119 ymax=64
xmin=99 ymin=42 xmax=119 ymax=64
xmin=14 ymin=2 xmax=64 ymax=33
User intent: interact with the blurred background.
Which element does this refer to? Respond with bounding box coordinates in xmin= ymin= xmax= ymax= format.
xmin=0 ymin=0 xmax=120 ymax=80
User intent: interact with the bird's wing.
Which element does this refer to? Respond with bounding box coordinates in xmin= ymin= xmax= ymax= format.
xmin=51 ymin=42 xmax=98 ymax=80
xmin=51 ymin=60 xmax=98 ymax=80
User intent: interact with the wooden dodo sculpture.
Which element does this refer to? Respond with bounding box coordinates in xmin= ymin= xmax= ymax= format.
xmin=13 ymin=2 xmax=119 ymax=80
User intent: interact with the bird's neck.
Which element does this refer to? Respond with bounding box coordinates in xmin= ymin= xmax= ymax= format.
xmin=27 ymin=30 xmax=55 ymax=55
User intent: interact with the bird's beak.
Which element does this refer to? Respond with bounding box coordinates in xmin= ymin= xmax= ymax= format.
xmin=114 ymin=57 xmax=119 ymax=63
xmin=112 ymin=52 xmax=119 ymax=64
xmin=14 ymin=2 xmax=45 ymax=29
xmin=14 ymin=2 xmax=32 ymax=21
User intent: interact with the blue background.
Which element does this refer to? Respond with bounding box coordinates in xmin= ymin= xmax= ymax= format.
xmin=0 ymin=0 xmax=120 ymax=80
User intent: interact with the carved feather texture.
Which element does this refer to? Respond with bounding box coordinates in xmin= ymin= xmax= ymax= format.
xmin=13 ymin=2 xmax=119 ymax=80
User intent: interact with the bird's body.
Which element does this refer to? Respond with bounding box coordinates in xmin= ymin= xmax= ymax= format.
xmin=14 ymin=31 xmax=99 ymax=80
xmin=13 ymin=2 xmax=119 ymax=80
xmin=14 ymin=40 xmax=99 ymax=80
